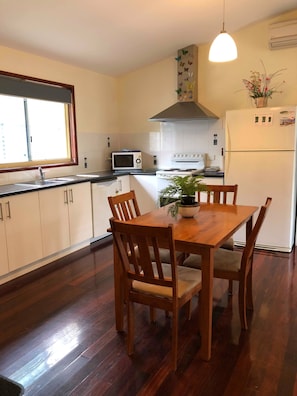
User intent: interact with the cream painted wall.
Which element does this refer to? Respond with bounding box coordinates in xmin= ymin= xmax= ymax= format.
xmin=199 ymin=9 xmax=297 ymax=117
xmin=0 ymin=45 xmax=119 ymax=181
xmin=118 ymin=58 xmax=176 ymax=134
xmin=0 ymin=46 xmax=118 ymax=133
xmin=0 ymin=8 xmax=296 ymax=179
xmin=119 ymin=9 xmax=297 ymax=127
xmin=116 ymin=9 xmax=297 ymax=170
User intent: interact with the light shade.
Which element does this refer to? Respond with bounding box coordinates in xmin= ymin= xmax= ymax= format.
xmin=208 ymin=31 xmax=238 ymax=62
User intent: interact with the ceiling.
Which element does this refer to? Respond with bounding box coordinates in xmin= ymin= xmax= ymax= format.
xmin=0 ymin=0 xmax=296 ymax=76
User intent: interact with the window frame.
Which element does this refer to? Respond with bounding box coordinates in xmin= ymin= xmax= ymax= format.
xmin=0 ymin=70 xmax=78 ymax=173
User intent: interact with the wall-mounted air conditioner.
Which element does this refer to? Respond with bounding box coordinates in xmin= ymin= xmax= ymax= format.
xmin=269 ymin=20 xmax=297 ymax=50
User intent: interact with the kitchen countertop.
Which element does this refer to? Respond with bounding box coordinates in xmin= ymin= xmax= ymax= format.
xmin=0 ymin=168 xmax=224 ymax=197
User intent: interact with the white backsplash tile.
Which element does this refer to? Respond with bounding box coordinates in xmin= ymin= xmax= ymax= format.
xmin=116 ymin=119 xmax=225 ymax=170
xmin=0 ymin=119 xmax=225 ymax=185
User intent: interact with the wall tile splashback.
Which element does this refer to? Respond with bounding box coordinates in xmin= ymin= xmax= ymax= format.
xmin=117 ymin=119 xmax=225 ymax=170
xmin=0 ymin=119 xmax=225 ymax=185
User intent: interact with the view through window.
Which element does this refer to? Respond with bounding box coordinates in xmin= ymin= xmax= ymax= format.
xmin=0 ymin=71 xmax=78 ymax=172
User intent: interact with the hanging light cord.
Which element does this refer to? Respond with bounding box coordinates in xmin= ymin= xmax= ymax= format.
xmin=222 ymin=0 xmax=226 ymax=32
xmin=208 ymin=0 xmax=238 ymax=62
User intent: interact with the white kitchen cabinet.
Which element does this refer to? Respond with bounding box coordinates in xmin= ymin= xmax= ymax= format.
xmin=117 ymin=175 xmax=130 ymax=194
xmin=92 ymin=176 xmax=130 ymax=239
xmin=130 ymin=175 xmax=158 ymax=214
xmin=39 ymin=182 xmax=92 ymax=256
xmin=203 ymin=177 xmax=224 ymax=186
xmin=1 ymin=192 xmax=43 ymax=272
xmin=68 ymin=183 xmax=93 ymax=245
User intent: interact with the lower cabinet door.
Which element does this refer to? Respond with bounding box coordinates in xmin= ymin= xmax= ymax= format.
xmin=68 ymin=183 xmax=93 ymax=245
xmin=5 ymin=192 xmax=43 ymax=271
xmin=39 ymin=186 xmax=70 ymax=256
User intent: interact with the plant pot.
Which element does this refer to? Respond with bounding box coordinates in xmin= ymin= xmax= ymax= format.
xmin=181 ymin=195 xmax=196 ymax=205
xmin=178 ymin=202 xmax=200 ymax=218
xmin=254 ymin=97 xmax=268 ymax=108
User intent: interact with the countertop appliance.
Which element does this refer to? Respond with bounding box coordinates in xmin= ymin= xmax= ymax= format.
xmin=224 ymin=106 xmax=297 ymax=252
xmin=112 ymin=150 xmax=142 ymax=171
xmin=156 ymin=153 xmax=205 ymax=178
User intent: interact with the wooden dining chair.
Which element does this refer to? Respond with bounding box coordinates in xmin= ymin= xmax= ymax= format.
xmin=108 ymin=190 xmax=141 ymax=221
xmin=110 ymin=218 xmax=202 ymax=371
xmin=197 ymin=184 xmax=238 ymax=294
xmin=197 ymin=184 xmax=238 ymax=250
xmin=108 ymin=190 xmax=185 ymax=322
xmin=108 ymin=190 xmax=184 ymax=265
xmin=182 ymin=197 xmax=272 ymax=330
xmin=197 ymin=184 xmax=238 ymax=206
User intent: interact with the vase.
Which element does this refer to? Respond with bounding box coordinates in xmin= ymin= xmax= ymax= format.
xmin=181 ymin=195 xmax=196 ymax=205
xmin=254 ymin=97 xmax=268 ymax=108
xmin=178 ymin=202 xmax=200 ymax=218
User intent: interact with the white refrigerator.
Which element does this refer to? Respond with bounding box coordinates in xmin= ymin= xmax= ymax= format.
xmin=224 ymin=106 xmax=297 ymax=252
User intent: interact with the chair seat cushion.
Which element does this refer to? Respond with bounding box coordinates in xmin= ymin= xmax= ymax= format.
xmin=132 ymin=263 xmax=201 ymax=298
xmin=149 ymin=247 xmax=184 ymax=263
xmin=132 ymin=246 xmax=183 ymax=263
xmin=183 ymin=248 xmax=242 ymax=273
xmin=220 ymin=237 xmax=234 ymax=250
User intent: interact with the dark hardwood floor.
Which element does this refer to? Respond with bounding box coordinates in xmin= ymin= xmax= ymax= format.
xmin=0 ymin=238 xmax=296 ymax=395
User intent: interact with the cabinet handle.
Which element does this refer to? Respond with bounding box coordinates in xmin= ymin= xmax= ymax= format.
xmin=5 ymin=201 xmax=11 ymax=218
xmin=69 ymin=189 xmax=73 ymax=203
xmin=64 ymin=190 xmax=68 ymax=204
xmin=0 ymin=203 xmax=3 ymax=221
xmin=118 ymin=179 xmax=122 ymax=192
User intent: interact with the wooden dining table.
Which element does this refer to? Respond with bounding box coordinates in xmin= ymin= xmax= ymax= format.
xmin=112 ymin=202 xmax=258 ymax=361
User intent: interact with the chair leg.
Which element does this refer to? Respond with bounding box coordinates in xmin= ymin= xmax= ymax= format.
xmin=186 ymin=299 xmax=192 ymax=320
xmin=172 ymin=308 xmax=178 ymax=371
xmin=127 ymin=300 xmax=135 ymax=355
xmin=197 ymin=292 xmax=201 ymax=334
xmin=177 ymin=253 xmax=186 ymax=265
xmin=228 ymin=280 xmax=233 ymax=296
xmin=150 ymin=306 xmax=156 ymax=322
xmin=238 ymin=280 xmax=248 ymax=330
xmin=246 ymin=269 xmax=254 ymax=311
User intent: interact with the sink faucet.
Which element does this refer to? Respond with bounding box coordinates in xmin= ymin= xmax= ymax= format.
xmin=38 ymin=166 xmax=45 ymax=181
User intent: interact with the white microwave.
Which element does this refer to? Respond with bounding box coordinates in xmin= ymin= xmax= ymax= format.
xmin=112 ymin=150 xmax=142 ymax=171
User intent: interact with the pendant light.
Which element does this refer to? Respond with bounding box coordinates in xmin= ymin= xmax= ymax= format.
xmin=208 ymin=0 xmax=238 ymax=62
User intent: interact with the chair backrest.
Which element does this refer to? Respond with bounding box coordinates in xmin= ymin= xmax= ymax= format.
xmin=241 ymin=197 xmax=272 ymax=274
xmin=197 ymin=184 xmax=238 ymax=204
xmin=108 ymin=190 xmax=141 ymax=221
xmin=110 ymin=218 xmax=177 ymax=297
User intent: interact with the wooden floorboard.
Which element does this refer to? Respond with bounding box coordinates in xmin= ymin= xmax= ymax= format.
xmin=0 ymin=241 xmax=296 ymax=395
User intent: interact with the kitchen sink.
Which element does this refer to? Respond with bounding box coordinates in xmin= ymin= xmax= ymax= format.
xmin=16 ymin=177 xmax=77 ymax=187
xmin=51 ymin=177 xmax=77 ymax=182
xmin=76 ymin=174 xmax=100 ymax=178
xmin=16 ymin=180 xmax=63 ymax=187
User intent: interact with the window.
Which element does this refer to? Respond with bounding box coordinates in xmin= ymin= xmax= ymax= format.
xmin=0 ymin=71 xmax=78 ymax=172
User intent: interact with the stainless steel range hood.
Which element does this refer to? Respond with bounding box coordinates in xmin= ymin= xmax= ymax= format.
xmin=149 ymin=45 xmax=218 ymax=122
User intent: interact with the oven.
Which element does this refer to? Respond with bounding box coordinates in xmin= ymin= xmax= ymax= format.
xmin=156 ymin=153 xmax=205 ymax=206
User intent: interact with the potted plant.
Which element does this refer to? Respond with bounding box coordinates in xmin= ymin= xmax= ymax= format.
xmin=159 ymin=174 xmax=207 ymax=217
